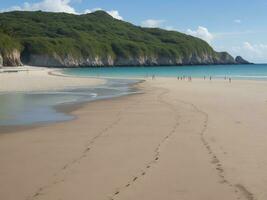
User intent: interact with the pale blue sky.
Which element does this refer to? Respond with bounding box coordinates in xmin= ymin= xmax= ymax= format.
xmin=1 ymin=0 xmax=267 ymax=63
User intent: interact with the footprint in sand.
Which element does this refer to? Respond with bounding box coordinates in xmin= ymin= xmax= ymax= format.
xmin=211 ymin=157 xmax=219 ymax=164
xmin=133 ymin=177 xmax=138 ymax=182
xmin=216 ymin=167 xmax=224 ymax=173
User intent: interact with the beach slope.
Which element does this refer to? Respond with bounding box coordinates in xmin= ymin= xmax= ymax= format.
xmin=0 ymin=77 xmax=267 ymax=200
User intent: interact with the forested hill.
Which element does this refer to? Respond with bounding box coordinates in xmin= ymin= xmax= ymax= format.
xmin=0 ymin=11 xmax=249 ymax=67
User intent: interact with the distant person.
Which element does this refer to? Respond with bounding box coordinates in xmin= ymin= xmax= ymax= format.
xmin=210 ymin=76 xmax=212 ymax=81
xmin=229 ymin=78 xmax=232 ymax=83
xmin=204 ymin=76 xmax=206 ymax=80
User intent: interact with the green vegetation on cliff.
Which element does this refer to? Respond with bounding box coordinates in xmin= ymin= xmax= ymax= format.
xmin=0 ymin=32 xmax=21 ymax=54
xmin=0 ymin=10 xmax=241 ymax=66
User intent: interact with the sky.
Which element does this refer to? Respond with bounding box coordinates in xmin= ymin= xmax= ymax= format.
xmin=1 ymin=0 xmax=267 ymax=63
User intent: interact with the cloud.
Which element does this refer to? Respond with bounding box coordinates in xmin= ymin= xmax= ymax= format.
xmin=230 ymin=42 xmax=267 ymax=63
xmin=234 ymin=19 xmax=242 ymax=24
xmin=141 ymin=19 xmax=165 ymax=28
xmin=106 ymin=10 xmax=123 ymax=20
xmin=187 ymin=26 xmax=214 ymax=43
xmin=84 ymin=8 xmax=101 ymax=13
xmin=84 ymin=8 xmax=123 ymax=20
xmin=3 ymin=0 xmax=76 ymax=14
xmin=243 ymin=42 xmax=257 ymax=52
xmin=1 ymin=1 xmax=123 ymax=20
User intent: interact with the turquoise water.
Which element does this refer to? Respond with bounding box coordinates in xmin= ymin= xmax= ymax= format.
xmin=0 ymin=79 xmax=139 ymax=127
xmin=64 ymin=64 xmax=267 ymax=80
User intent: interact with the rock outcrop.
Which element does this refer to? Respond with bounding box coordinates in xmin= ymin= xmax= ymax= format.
xmin=235 ymin=56 xmax=251 ymax=64
xmin=0 ymin=54 xmax=3 ymax=66
xmin=0 ymin=49 xmax=22 ymax=66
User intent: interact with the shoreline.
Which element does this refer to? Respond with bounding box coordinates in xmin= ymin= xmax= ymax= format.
xmin=0 ymin=66 xmax=266 ymax=132
xmin=0 ymin=91 xmax=143 ymax=135
xmin=0 ymin=68 xmax=144 ymax=131
xmin=0 ymin=70 xmax=266 ymax=133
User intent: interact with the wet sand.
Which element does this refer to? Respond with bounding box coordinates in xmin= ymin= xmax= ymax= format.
xmin=0 ymin=77 xmax=267 ymax=200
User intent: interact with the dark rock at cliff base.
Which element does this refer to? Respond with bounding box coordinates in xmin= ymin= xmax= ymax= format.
xmin=235 ymin=56 xmax=251 ymax=64
xmin=0 ymin=50 xmax=23 ymax=67
xmin=0 ymin=54 xmax=3 ymax=66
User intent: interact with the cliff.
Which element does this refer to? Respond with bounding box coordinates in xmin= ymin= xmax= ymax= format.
xmin=0 ymin=54 xmax=2 ymax=66
xmin=0 ymin=50 xmax=22 ymax=66
xmin=23 ymin=52 xmax=238 ymax=67
xmin=235 ymin=56 xmax=251 ymax=64
xmin=0 ymin=32 xmax=22 ymax=66
xmin=0 ymin=11 xmax=249 ymax=67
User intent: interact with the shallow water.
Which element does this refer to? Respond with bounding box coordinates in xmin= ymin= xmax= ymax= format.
xmin=63 ymin=64 xmax=267 ymax=80
xmin=0 ymin=79 xmax=139 ymax=126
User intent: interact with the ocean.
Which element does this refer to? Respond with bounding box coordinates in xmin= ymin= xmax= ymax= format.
xmin=63 ymin=64 xmax=267 ymax=80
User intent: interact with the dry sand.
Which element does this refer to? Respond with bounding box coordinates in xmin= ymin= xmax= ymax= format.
xmin=0 ymin=75 xmax=267 ymax=200
xmin=0 ymin=66 xmax=104 ymax=92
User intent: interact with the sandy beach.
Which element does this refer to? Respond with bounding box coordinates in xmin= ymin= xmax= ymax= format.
xmin=0 ymin=66 xmax=105 ymax=92
xmin=1 ymin=72 xmax=267 ymax=200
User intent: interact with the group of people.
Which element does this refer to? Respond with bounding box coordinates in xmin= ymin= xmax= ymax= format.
xmin=176 ymin=75 xmax=232 ymax=82
xmin=177 ymin=76 xmax=192 ymax=81
xmin=150 ymin=74 xmax=232 ymax=82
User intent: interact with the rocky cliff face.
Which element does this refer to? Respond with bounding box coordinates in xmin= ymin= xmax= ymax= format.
xmin=22 ymin=51 xmax=241 ymax=67
xmin=0 ymin=49 xmax=22 ymax=66
xmin=26 ymin=54 xmax=115 ymax=67
xmin=0 ymin=49 xmax=249 ymax=68
xmin=235 ymin=56 xmax=251 ymax=64
xmin=0 ymin=54 xmax=3 ymax=66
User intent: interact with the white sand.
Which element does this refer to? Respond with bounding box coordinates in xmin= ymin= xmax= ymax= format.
xmin=0 ymin=66 xmax=105 ymax=92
